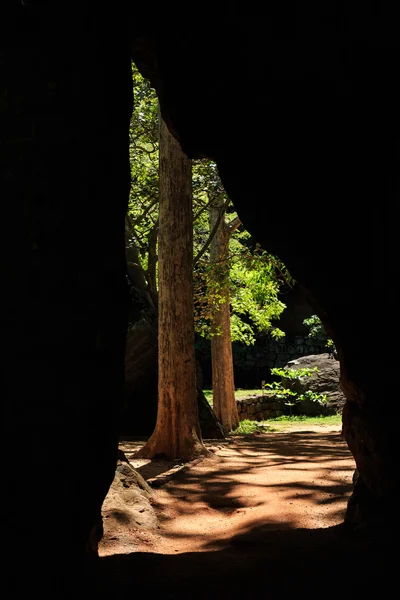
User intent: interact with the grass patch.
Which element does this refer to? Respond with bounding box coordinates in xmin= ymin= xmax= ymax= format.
xmin=203 ymin=388 xmax=264 ymax=406
xmin=266 ymin=414 xmax=342 ymax=431
xmin=203 ymin=389 xmax=213 ymax=404
xmin=268 ymin=414 xmax=342 ymax=425
xmin=231 ymin=419 xmax=276 ymax=435
xmin=203 ymin=389 xmax=342 ymax=432
xmin=235 ymin=388 xmax=265 ymax=399
xmin=230 ymin=415 xmax=341 ymax=435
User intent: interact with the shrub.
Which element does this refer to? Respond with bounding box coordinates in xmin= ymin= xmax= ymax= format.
xmin=266 ymin=367 xmax=327 ymax=414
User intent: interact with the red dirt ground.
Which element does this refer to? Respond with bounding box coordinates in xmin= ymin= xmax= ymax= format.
xmin=98 ymin=423 xmax=393 ymax=598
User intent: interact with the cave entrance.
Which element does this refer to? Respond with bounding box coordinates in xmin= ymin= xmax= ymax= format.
xmin=103 ymin=58 xmax=352 ymax=569
xmin=3 ymin=6 xmax=395 ymax=596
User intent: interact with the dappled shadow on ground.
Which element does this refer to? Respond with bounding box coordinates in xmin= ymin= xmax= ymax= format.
xmin=118 ymin=439 xmax=185 ymax=480
xmin=152 ymin=430 xmax=355 ymax=535
xmin=119 ymin=429 xmax=350 ymax=482
xmin=134 ymin=458 xmax=183 ymax=481
xmin=233 ymin=430 xmax=351 ymax=461
xmin=98 ymin=524 xmax=393 ymax=598
xmin=98 ymin=426 xmax=377 ymax=595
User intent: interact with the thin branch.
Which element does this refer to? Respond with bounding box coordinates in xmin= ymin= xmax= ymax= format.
xmin=130 ymin=143 xmax=158 ymax=155
xmin=129 ymin=198 xmax=159 ymax=229
xmin=129 ymin=125 xmax=158 ymax=144
xmin=192 ymin=197 xmax=209 ymax=222
xmin=125 ymin=215 xmax=148 ymax=253
xmin=125 ymin=216 xmax=156 ymax=310
xmin=129 ymin=130 xmax=147 ymax=143
xmin=226 ymin=215 xmax=241 ymax=233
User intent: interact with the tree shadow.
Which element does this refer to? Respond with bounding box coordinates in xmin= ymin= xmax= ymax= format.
xmin=98 ymin=523 xmax=392 ymax=598
xmin=100 ymin=427 xmax=367 ymax=591
xmin=148 ymin=430 xmax=355 ymax=523
xmin=119 ymin=439 xmax=186 ymax=480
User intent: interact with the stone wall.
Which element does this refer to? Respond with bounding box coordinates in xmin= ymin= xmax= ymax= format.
xmin=236 ymin=394 xmax=285 ymax=422
xmin=234 ymin=335 xmax=328 ymax=371
xmin=198 ymin=335 xmax=328 ymax=389
xmin=232 ymin=335 xmax=328 ymax=388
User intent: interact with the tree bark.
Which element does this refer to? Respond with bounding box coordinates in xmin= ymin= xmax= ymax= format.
xmin=209 ymin=202 xmax=240 ymax=432
xmin=136 ymin=117 xmax=208 ymax=460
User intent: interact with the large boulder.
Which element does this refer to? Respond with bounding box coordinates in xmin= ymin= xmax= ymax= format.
xmin=283 ymin=354 xmax=345 ymax=416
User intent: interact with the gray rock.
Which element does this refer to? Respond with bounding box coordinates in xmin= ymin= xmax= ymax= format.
xmin=282 ymin=353 xmax=345 ymax=415
xmin=100 ymin=454 xmax=157 ymax=556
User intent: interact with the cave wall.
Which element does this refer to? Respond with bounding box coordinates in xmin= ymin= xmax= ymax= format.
xmin=1 ymin=3 xmax=132 ymax=594
xmin=1 ymin=1 xmax=397 ymax=592
xmin=131 ymin=3 xmax=398 ymax=536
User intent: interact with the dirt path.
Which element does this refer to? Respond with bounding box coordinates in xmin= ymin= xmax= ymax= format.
xmin=137 ymin=424 xmax=354 ymax=554
xmin=98 ymin=425 xmax=391 ymax=597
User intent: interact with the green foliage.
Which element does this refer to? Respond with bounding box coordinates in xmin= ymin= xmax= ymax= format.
xmin=228 ymin=243 xmax=287 ymax=344
xmin=231 ymin=420 xmax=275 ymax=435
xmin=303 ymin=315 xmax=336 ymax=353
xmin=194 ymin=214 xmax=289 ymax=345
xmin=270 ymin=366 xmax=319 ymax=380
xmin=203 ymin=388 xmax=270 ymax=406
xmin=264 ymin=381 xmax=297 ymax=401
xmin=325 ymin=338 xmax=335 ymax=350
xmin=266 ymin=367 xmax=327 ymax=412
xmin=128 ymin=64 xmax=290 ymax=343
xmin=129 ymin=67 xmax=159 ymax=214
xmin=296 ymin=390 xmax=328 ymax=404
xmin=126 ymin=63 xmax=160 ymax=305
xmin=203 ymin=389 xmax=213 ymax=405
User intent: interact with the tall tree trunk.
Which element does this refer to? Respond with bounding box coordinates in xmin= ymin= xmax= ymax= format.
xmin=136 ymin=117 xmax=208 ymax=460
xmin=209 ymin=202 xmax=240 ymax=432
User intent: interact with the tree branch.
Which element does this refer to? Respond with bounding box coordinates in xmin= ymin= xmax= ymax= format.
xmin=130 ymin=143 xmax=158 ymax=155
xmin=226 ymin=215 xmax=241 ymax=233
xmin=128 ymin=199 xmax=159 ymax=230
xmin=192 ymin=197 xmax=209 ymax=222
xmin=125 ymin=216 xmax=156 ymax=310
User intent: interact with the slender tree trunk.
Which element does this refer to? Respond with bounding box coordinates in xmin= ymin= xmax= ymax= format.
xmin=209 ymin=202 xmax=240 ymax=432
xmin=136 ymin=117 xmax=208 ymax=460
